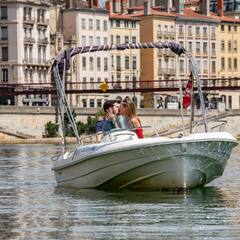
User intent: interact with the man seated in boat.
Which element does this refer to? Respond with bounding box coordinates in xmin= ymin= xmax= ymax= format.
xmin=95 ymin=100 xmax=120 ymax=141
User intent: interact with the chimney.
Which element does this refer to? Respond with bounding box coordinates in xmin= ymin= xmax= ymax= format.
xmin=217 ymin=0 xmax=224 ymax=17
xmin=144 ymin=0 xmax=150 ymax=16
xmin=121 ymin=0 xmax=129 ymax=14
xmin=93 ymin=0 xmax=99 ymax=7
xmin=105 ymin=0 xmax=113 ymax=14
xmin=173 ymin=0 xmax=184 ymax=14
xmin=200 ymin=0 xmax=210 ymax=16
xmin=88 ymin=0 xmax=93 ymax=8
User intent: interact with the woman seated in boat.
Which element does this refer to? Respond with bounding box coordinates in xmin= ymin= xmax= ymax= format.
xmin=123 ymin=98 xmax=144 ymax=139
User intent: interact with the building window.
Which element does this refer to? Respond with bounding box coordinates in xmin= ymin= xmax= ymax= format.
xmin=221 ymin=25 xmax=224 ymax=31
xmin=0 ymin=6 xmax=7 ymax=20
xmin=125 ymin=56 xmax=129 ymax=70
xmin=132 ymin=36 xmax=136 ymax=43
xmin=233 ymin=40 xmax=237 ymax=52
xmin=221 ymin=57 xmax=225 ymax=70
xmin=81 ymin=18 xmax=86 ymax=29
xmin=234 ymin=58 xmax=237 ymax=70
xmin=97 ymin=57 xmax=101 ymax=71
xmin=82 ymin=99 xmax=87 ymax=107
xmin=203 ymin=27 xmax=207 ymax=36
xmin=196 ymin=59 xmax=201 ymax=72
xmin=196 ymin=42 xmax=201 ymax=54
xmin=124 ymin=36 xmax=129 ymax=44
xmin=103 ymin=37 xmax=108 ymax=45
xmin=103 ymin=20 xmax=108 ymax=31
xmin=90 ymin=99 xmax=95 ymax=108
xmin=132 ymin=21 xmax=136 ymax=28
xmin=116 ymin=56 xmax=121 ymax=71
xmin=221 ymin=40 xmax=225 ymax=52
xmin=83 ymin=77 xmax=87 ymax=90
xmin=1 ymin=27 xmax=8 ymax=40
xmin=96 ymin=20 xmax=100 ymax=30
xmin=116 ymin=20 xmax=120 ymax=27
xmin=196 ymin=26 xmax=200 ymax=36
xmin=179 ymin=25 xmax=184 ymax=35
xmin=2 ymin=68 xmax=8 ymax=82
xmin=116 ymin=35 xmax=120 ymax=44
xmin=228 ymin=96 xmax=232 ymax=109
xmin=132 ymin=56 xmax=137 ymax=70
xmin=97 ymin=99 xmax=102 ymax=108
xmin=211 ymin=42 xmax=216 ymax=55
xmin=111 ymin=35 xmax=114 ymax=44
xmin=211 ymin=61 xmax=216 ymax=74
xmin=188 ymin=26 xmax=192 ymax=36
xmin=89 ymin=57 xmax=94 ymax=71
xmin=82 ymin=56 xmax=86 ymax=70
xmin=96 ymin=36 xmax=100 ymax=45
xmin=228 ymin=25 xmax=231 ymax=32
xmin=2 ymin=47 xmax=8 ymax=61
xmin=203 ymin=60 xmax=208 ymax=74
xmin=188 ymin=41 xmax=192 ymax=53
xmin=81 ymin=36 xmax=86 ymax=46
xmin=89 ymin=19 xmax=93 ymax=30
xmin=203 ymin=42 xmax=208 ymax=54
xmin=104 ymin=58 xmax=108 ymax=71
xmin=90 ymin=78 xmax=94 ymax=89
xmin=89 ymin=36 xmax=93 ymax=45
xmin=228 ymin=58 xmax=232 ymax=70
xmin=124 ymin=20 xmax=129 ymax=28
xmin=228 ymin=40 xmax=232 ymax=51
xmin=234 ymin=25 xmax=237 ymax=32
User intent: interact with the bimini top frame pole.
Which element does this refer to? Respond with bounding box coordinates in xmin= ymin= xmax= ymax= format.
xmin=51 ymin=41 xmax=208 ymax=144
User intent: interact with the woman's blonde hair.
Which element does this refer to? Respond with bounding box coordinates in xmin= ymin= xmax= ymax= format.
xmin=124 ymin=98 xmax=136 ymax=118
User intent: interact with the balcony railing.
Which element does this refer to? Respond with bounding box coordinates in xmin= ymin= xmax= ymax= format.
xmin=158 ymin=68 xmax=175 ymax=75
xmin=157 ymin=31 xmax=176 ymax=39
xmin=38 ymin=37 xmax=49 ymax=45
xmin=202 ymin=33 xmax=208 ymax=39
xmin=178 ymin=32 xmax=184 ymax=38
xmin=23 ymin=58 xmax=50 ymax=65
xmin=23 ymin=16 xmax=35 ymax=23
xmin=211 ymin=34 xmax=216 ymax=40
xmin=195 ymin=33 xmax=201 ymax=39
xmin=24 ymin=37 xmax=35 ymax=43
xmin=158 ymin=49 xmax=175 ymax=57
xmin=37 ymin=18 xmax=49 ymax=25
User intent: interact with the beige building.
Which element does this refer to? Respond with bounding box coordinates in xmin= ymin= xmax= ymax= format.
xmin=0 ymin=0 xmax=51 ymax=106
xmin=109 ymin=14 xmax=141 ymax=106
xmin=63 ymin=4 xmax=111 ymax=108
xmin=136 ymin=2 xmax=218 ymax=108
xmin=212 ymin=14 xmax=240 ymax=109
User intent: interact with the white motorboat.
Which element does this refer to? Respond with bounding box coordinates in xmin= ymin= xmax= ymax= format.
xmin=52 ymin=130 xmax=237 ymax=189
xmin=51 ymin=41 xmax=238 ymax=189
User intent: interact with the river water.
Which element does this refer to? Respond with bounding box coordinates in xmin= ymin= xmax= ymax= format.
xmin=0 ymin=144 xmax=240 ymax=240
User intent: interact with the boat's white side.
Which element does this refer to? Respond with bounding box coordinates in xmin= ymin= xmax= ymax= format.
xmin=52 ymin=131 xmax=238 ymax=189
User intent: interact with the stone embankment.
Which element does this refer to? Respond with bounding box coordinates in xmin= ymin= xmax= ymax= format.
xmin=0 ymin=106 xmax=240 ymax=144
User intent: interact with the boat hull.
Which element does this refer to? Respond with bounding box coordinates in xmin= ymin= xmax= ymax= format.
xmin=53 ymin=132 xmax=237 ymax=190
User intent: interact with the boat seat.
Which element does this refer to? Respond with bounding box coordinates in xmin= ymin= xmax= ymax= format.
xmin=100 ymin=130 xmax=138 ymax=143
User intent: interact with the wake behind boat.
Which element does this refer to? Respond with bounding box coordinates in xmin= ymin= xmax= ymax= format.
xmin=51 ymin=41 xmax=238 ymax=190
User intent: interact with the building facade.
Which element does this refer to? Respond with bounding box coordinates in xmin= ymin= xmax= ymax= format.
xmin=138 ymin=3 xmax=219 ymax=108
xmin=0 ymin=0 xmax=51 ymax=106
xmin=210 ymin=0 xmax=240 ymax=19
xmin=63 ymin=6 xmax=111 ymax=108
xmin=109 ymin=14 xmax=141 ymax=106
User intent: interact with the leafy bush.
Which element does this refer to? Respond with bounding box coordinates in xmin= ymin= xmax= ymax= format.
xmin=45 ymin=121 xmax=59 ymax=138
xmin=46 ymin=109 xmax=104 ymax=138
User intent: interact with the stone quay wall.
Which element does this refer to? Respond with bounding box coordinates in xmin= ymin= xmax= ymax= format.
xmin=0 ymin=106 xmax=240 ymax=139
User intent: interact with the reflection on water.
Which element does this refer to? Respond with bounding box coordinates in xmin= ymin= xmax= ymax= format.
xmin=0 ymin=144 xmax=240 ymax=239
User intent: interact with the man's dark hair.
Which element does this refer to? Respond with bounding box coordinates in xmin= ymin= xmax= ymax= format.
xmin=103 ymin=100 xmax=117 ymax=113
